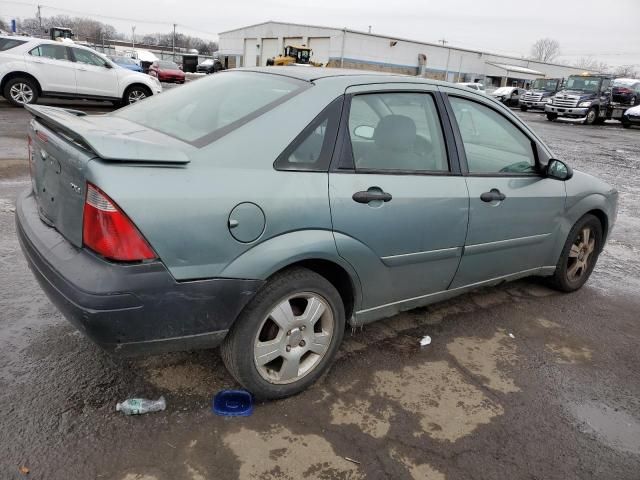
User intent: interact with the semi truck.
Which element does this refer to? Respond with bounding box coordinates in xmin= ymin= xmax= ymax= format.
xmin=545 ymin=73 xmax=628 ymax=125
xmin=520 ymin=78 xmax=563 ymax=111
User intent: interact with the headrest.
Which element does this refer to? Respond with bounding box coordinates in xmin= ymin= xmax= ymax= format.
xmin=374 ymin=115 xmax=416 ymax=151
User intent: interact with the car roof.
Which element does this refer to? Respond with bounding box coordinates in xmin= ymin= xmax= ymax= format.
xmin=0 ymin=35 xmax=97 ymax=51
xmin=233 ymin=66 xmax=451 ymax=87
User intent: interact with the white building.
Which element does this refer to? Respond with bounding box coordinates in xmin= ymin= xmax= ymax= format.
xmin=218 ymin=21 xmax=590 ymax=87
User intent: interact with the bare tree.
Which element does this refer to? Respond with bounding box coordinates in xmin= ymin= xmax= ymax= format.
xmin=614 ymin=65 xmax=638 ymax=78
xmin=0 ymin=18 xmax=8 ymax=32
xmin=530 ymin=38 xmax=561 ymax=63
xmin=574 ymin=57 xmax=610 ymax=73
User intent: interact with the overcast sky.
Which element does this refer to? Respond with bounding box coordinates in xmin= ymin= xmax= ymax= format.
xmin=2 ymin=0 xmax=639 ymax=67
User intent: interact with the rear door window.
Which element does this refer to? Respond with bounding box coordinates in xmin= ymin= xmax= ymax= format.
xmin=29 ymin=44 xmax=71 ymax=61
xmin=0 ymin=38 xmax=27 ymax=51
xmin=114 ymin=71 xmax=307 ymax=146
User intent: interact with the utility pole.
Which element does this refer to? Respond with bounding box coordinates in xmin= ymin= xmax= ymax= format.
xmin=439 ymin=39 xmax=451 ymax=81
xmin=172 ymin=23 xmax=176 ymax=61
xmin=438 ymin=38 xmax=448 ymax=46
xmin=37 ymin=4 xmax=42 ymax=29
xmin=132 ymin=25 xmax=136 ymax=50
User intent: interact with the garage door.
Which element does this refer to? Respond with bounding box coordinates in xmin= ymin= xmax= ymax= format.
xmin=284 ymin=37 xmax=303 ymax=47
xmin=308 ymin=37 xmax=330 ymax=65
xmin=243 ymin=38 xmax=257 ymax=67
xmin=261 ymin=38 xmax=279 ymax=66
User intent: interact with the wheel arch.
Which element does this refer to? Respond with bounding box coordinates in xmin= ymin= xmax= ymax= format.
xmin=123 ymin=82 xmax=153 ymax=97
xmin=585 ymin=208 xmax=609 ymax=247
xmin=1 ymin=71 xmax=42 ymax=95
xmin=270 ymin=259 xmax=358 ymax=321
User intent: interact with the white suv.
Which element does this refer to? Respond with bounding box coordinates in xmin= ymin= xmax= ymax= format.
xmin=0 ymin=36 xmax=162 ymax=107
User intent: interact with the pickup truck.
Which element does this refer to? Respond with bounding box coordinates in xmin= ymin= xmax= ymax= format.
xmin=520 ymin=78 xmax=563 ymax=111
xmin=545 ymin=74 xmax=627 ymax=125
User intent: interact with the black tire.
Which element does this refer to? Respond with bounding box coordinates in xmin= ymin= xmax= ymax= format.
xmin=3 ymin=76 xmax=39 ymax=107
xmin=221 ymin=267 xmax=346 ymax=400
xmin=546 ymin=113 xmax=558 ymax=121
xmin=583 ymin=107 xmax=598 ymax=125
xmin=547 ymin=214 xmax=603 ymax=292
xmin=622 ymin=121 xmax=631 ymax=129
xmin=594 ymin=117 xmax=606 ymax=125
xmin=520 ymin=105 xmax=528 ymax=112
xmin=122 ymin=84 xmax=151 ymax=106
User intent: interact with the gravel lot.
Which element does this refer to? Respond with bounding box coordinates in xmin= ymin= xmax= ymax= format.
xmin=0 ymin=96 xmax=639 ymax=480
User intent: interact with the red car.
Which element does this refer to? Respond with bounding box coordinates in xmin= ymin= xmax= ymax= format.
xmin=148 ymin=60 xmax=185 ymax=84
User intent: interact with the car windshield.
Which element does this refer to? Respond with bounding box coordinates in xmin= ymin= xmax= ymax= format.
xmin=0 ymin=37 xmax=28 ymax=51
xmin=565 ymin=76 xmax=601 ymax=92
xmin=113 ymin=71 xmax=307 ymax=144
xmin=531 ymin=79 xmax=558 ymax=91
xmin=159 ymin=61 xmax=179 ymax=69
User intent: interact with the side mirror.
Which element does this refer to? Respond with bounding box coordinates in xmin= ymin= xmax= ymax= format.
xmin=546 ymin=159 xmax=573 ymax=181
xmin=354 ymin=125 xmax=375 ymax=140
xmin=104 ymin=62 xmax=113 ymax=69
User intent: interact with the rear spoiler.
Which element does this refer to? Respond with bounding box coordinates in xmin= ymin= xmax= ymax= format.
xmin=25 ymin=105 xmax=190 ymax=164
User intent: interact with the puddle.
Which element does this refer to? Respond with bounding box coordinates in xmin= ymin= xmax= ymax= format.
xmin=370 ymin=360 xmax=503 ymax=442
xmin=570 ymin=402 xmax=640 ymax=454
xmin=224 ymin=426 xmax=363 ymax=479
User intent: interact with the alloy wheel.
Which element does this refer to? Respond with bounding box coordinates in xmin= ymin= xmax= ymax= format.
xmin=9 ymin=82 xmax=34 ymax=105
xmin=128 ymin=89 xmax=147 ymax=103
xmin=567 ymin=227 xmax=596 ymax=282
xmin=253 ymin=292 xmax=334 ymax=385
xmin=586 ymin=109 xmax=597 ymax=124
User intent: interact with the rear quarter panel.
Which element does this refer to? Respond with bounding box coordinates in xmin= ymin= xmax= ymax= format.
xmin=85 ymin=80 xmax=346 ymax=282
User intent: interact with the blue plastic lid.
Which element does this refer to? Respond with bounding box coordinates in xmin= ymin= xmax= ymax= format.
xmin=213 ymin=390 xmax=253 ymax=416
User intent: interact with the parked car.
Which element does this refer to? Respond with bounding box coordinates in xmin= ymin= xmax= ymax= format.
xmin=197 ymin=58 xmax=224 ymax=74
xmin=457 ymin=82 xmax=485 ymax=93
xmin=491 ymin=86 xmax=524 ymax=107
xmin=148 ymin=60 xmax=186 ymax=83
xmin=612 ymin=78 xmax=640 ymax=105
xmin=17 ymin=68 xmax=618 ymax=399
xmin=621 ymin=104 xmax=640 ymax=128
xmin=0 ymin=35 xmax=161 ymax=107
xmin=108 ymin=55 xmax=143 ymax=73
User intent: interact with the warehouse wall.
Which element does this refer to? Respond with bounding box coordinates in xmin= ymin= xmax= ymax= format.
xmin=218 ymin=22 xmax=590 ymax=79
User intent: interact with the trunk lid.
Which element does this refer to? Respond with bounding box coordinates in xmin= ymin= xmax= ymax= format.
xmin=26 ymin=105 xmax=191 ymax=248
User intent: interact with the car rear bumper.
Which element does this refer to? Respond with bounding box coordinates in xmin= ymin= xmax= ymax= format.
xmin=16 ymin=189 xmax=263 ymax=356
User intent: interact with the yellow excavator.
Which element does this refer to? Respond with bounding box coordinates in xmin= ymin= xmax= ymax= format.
xmin=266 ymin=45 xmax=323 ymax=67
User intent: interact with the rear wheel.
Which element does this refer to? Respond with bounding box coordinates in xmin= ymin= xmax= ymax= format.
xmin=520 ymin=105 xmax=528 ymax=112
xmin=4 ymin=77 xmax=39 ymax=107
xmin=123 ymin=85 xmax=151 ymax=105
xmin=546 ymin=113 xmax=558 ymax=121
xmin=548 ymin=214 xmax=603 ymax=292
xmin=221 ymin=268 xmax=346 ymax=400
xmin=622 ymin=120 xmax=631 ymax=129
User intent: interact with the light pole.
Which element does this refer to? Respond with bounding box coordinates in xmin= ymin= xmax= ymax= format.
xmin=132 ymin=25 xmax=136 ymax=50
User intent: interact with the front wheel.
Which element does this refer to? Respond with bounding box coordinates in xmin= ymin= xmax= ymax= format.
xmin=548 ymin=214 xmax=603 ymax=292
xmin=520 ymin=105 xmax=528 ymax=112
xmin=221 ymin=268 xmax=346 ymax=400
xmin=622 ymin=120 xmax=631 ymax=129
xmin=4 ymin=77 xmax=39 ymax=107
xmin=583 ymin=107 xmax=598 ymax=125
xmin=122 ymin=85 xmax=151 ymax=105
xmin=546 ymin=113 xmax=558 ymax=121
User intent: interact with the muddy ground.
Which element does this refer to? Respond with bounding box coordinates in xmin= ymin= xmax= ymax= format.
xmin=0 ymin=97 xmax=639 ymax=480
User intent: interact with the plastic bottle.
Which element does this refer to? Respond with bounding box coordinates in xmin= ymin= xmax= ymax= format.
xmin=116 ymin=396 xmax=166 ymax=415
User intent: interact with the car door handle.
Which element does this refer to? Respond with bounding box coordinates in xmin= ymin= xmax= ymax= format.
xmin=78 ymin=68 xmax=87 ymax=71
xmin=480 ymin=188 xmax=506 ymax=202
xmin=352 ymin=190 xmax=392 ymax=204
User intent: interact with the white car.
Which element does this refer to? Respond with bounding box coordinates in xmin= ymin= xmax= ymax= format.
xmin=457 ymin=82 xmax=486 ymax=93
xmin=0 ymin=35 xmax=162 ymax=107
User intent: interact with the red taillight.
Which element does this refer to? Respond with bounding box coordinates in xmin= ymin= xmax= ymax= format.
xmin=83 ymin=183 xmax=156 ymax=261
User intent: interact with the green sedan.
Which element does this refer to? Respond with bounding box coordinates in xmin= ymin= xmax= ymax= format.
xmin=16 ymin=67 xmax=618 ymax=399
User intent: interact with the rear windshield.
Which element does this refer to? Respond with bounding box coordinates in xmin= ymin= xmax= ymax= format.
xmin=159 ymin=61 xmax=179 ymax=69
xmin=113 ymin=71 xmax=308 ymax=145
xmin=0 ymin=38 xmax=27 ymax=51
